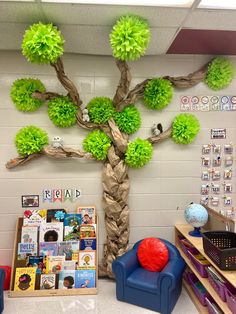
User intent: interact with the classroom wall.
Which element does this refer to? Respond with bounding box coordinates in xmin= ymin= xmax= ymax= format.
xmin=0 ymin=51 xmax=235 ymax=265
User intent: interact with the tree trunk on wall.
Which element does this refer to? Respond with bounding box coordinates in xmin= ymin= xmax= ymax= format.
xmin=101 ymin=145 xmax=130 ymax=276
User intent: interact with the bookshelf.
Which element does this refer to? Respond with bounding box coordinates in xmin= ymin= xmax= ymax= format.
xmin=175 ymin=224 xmax=236 ymax=314
xmin=9 ymin=217 xmax=98 ymax=297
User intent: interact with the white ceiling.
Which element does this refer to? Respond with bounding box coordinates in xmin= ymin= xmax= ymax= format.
xmin=0 ymin=1 xmax=236 ymax=55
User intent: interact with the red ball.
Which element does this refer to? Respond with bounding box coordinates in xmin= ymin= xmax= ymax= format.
xmin=137 ymin=238 xmax=169 ymax=272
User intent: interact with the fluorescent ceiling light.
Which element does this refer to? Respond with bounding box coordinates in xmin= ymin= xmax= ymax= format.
xmin=199 ymin=0 xmax=236 ymax=9
xmin=41 ymin=0 xmax=194 ymax=7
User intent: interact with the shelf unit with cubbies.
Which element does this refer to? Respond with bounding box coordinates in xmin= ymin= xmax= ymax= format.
xmin=175 ymin=224 xmax=236 ymax=314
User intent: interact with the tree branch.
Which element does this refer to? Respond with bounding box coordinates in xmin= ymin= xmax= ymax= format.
xmin=116 ymin=59 xmax=212 ymax=110
xmin=108 ymin=118 xmax=128 ymax=153
xmin=6 ymin=146 xmax=95 ymax=169
xmin=163 ymin=61 xmax=211 ymax=88
xmin=43 ymin=146 xmax=94 ymax=160
xmin=51 ymin=57 xmax=82 ymax=106
xmin=116 ymin=79 xmax=151 ymax=110
xmin=32 ymin=91 xmax=61 ymax=101
xmin=147 ymin=127 xmax=172 ymax=145
xmin=6 ymin=153 xmax=42 ymax=169
xmin=113 ymin=60 xmax=131 ymax=110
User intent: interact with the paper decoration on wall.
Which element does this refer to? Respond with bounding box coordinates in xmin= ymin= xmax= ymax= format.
xmin=201 ymin=171 xmax=210 ymax=181
xmin=223 ymin=183 xmax=232 ymax=193
xmin=202 ymin=144 xmax=211 ymax=154
xmin=22 ymin=195 xmax=39 ymax=208
xmin=225 ymin=156 xmax=233 ymax=167
xmin=212 ymin=144 xmax=221 ymax=154
xmin=211 ymin=128 xmax=226 ymax=139
xmin=211 ymin=183 xmax=220 ymax=194
xmin=211 ymin=197 xmax=219 ymax=207
xmin=212 ymin=170 xmax=220 ymax=181
xmin=224 ymin=144 xmax=233 ymax=154
xmin=42 ymin=189 xmax=81 ymax=203
xmin=223 ymin=196 xmax=232 ymax=206
xmin=212 ymin=155 xmax=221 ymax=167
xmin=202 ymin=156 xmax=210 ymax=167
xmin=201 ymin=184 xmax=209 ymax=195
xmin=224 ymin=169 xmax=232 ymax=179
xmin=200 ymin=196 xmax=209 ymax=206
xmin=180 ymin=95 xmax=236 ymax=111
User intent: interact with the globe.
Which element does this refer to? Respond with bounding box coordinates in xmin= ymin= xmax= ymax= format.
xmin=184 ymin=203 xmax=208 ymax=237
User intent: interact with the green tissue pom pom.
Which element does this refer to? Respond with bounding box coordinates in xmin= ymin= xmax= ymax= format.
xmin=143 ymin=78 xmax=173 ymax=110
xmin=15 ymin=125 xmax=48 ymax=156
xmin=114 ymin=105 xmax=141 ymax=134
xmin=110 ymin=15 xmax=150 ymax=61
xmin=83 ymin=130 xmax=111 ymax=160
xmin=125 ymin=138 xmax=153 ymax=168
xmin=22 ymin=22 xmax=64 ymax=64
xmin=172 ymin=113 xmax=200 ymax=145
xmin=48 ymin=96 xmax=78 ymax=128
xmin=205 ymin=57 xmax=235 ymax=90
xmin=10 ymin=78 xmax=46 ymax=112
xmin=87 ymin=97 xmax=115 ymax=124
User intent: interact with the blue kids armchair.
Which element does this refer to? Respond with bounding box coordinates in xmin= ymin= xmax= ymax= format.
xmin=112 ymin=238 xmax=185 ymax=314
xmin=0 ymin=268 xmax=5 ymax=314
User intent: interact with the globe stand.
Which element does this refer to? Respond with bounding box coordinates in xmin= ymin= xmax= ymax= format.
xmin=189 ymin=227 xmax=202 ymax=237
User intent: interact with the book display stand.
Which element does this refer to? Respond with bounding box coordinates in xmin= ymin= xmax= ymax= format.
xmin=9 ymin=215 xmax=98 ymax=297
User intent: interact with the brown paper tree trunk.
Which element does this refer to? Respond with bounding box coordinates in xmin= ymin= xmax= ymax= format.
xmin=101 ymin=145 xmax=130 ymax=276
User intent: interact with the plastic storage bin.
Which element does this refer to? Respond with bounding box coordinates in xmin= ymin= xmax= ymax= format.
xmin=188 ymin=250 xmax=210 ymax=278
xmin=225 ymin=285 xmax=236 ymax=313
xmin=188 ymin=272 xmax=208 ymax=306
xmin=178 ymin=236 xmax=199 ymax=257
xmin=202 ymin=231 xmax=236 ymax=270
xmin=205 ymin=296 xmax=223 ymax=314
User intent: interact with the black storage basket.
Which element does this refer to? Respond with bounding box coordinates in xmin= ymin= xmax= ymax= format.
xmin=202 ymin=231 xmax=236 ymax=270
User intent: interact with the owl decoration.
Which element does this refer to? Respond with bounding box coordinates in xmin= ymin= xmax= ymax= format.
xmin=52 ymin=136 xmax=63 ymax=148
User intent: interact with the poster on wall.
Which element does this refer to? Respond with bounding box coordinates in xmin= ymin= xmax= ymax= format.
xmin=211 ymin=128 xmax=226 ymax=139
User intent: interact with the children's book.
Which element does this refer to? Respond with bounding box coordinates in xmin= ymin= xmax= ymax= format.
xmin=74 ymin=269 xmax=96 ymax=288
xmin=17 ymin=243 xmax=38 ymax=260
xmin=14 ymin=267 xmax=36 ymax=291
xmin=78 ymin=251 xmax=96 ymax=268
xmin=47 ymin=255 xmax=65 ymax=274
xmin=21 ymin=226 xmax=38 ymax=243
xmin=208 ymin=266 xmax=226 ymax=283
xmin=58 ymin=241 xmax=80 ymax=261
xmin=59 ymin=270 xmax=75 ymax=289
xmin=28 ymin=256 xmax=46 ymax=274
xmin=39 ymin=222 xmax=64 ymax=242
xmin=61 ymin=260 xmax=76 ymax=271
xmin=64 ymin=214 xmax=82 ymax=241
xmin=39 ymin=242 xmax=58 ymax=257
xmin=40 ymin=274 xmax=56 ymax=290
xmin=23 ymin=209 xmax=47 ymax=226
xmin=46 ymin=209 xmax=67 ymax=223
xmin=188 ymin=251 xmax=210 ymax=266
xmin=80 ymin=224 xmax=96 ymax=239
xmin=80 ymin=238 xmax=96 ymax=251
xmin=76 ymin=206 xmax=96 ymax=224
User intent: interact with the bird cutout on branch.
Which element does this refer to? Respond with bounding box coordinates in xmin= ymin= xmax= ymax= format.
xmin=6 ymin=16 xmax=235 ymax=277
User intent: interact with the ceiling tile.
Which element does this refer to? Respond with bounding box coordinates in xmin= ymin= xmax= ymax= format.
xmin=0 ymin=3 xmax=46 ymax=23
xmin=59 ymin=25 xmax=177 ymax=55
xmin=185 ymin=9 xmax=236 ymax=30
xmin=42 ymin=3 xmax=188 ymax=27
